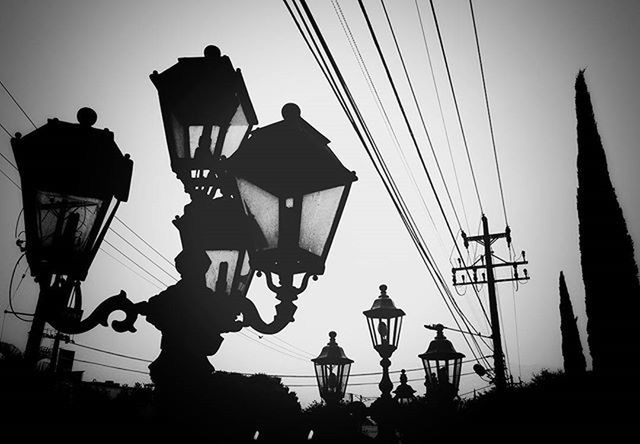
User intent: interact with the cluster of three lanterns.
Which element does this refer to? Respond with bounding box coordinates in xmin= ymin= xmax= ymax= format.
xmin=312 ymin=285 xmax=465 ymax=405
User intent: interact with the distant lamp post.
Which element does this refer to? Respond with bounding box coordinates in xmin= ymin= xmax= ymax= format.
xmin=312 ymin=331 xmax=354 ymax=406
xmin=393 ymin=370 xmax=416 ymax=405
xmin=227 ymin=103 xmax=357 ymax=333
xmin=419 ymin=324 xmax=465 ymax=403
xmin=363 ymin=284 xmax=405 ymax=400
xmin=11 ymin=107 xmax=135 ymax=364
xmin=150 ymin=45 xmax=257 ymax=195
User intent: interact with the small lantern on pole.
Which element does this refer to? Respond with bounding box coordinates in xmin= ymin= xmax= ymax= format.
xmin=363 ymin=284 xmax=405 ymax=399
xmin=393 ymin=369 xmax=416 ymax=405
xmin=312 ymin=331 xmax=353 ymax=406
xmin=419 ymin=324 xmax=465 ymax=403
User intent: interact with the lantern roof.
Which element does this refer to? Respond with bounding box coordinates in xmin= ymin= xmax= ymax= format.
xmin=173 ymin=195 xmax=251 ymax=250
xmin=150 ymin=45 xmax=257 ymax=127
xmin=363 ymin=285 xmax=405 ymax=319
xmin=11 ymin=108 xmax=133 ymax=201
xmin=312 ymin=331 xmax=353 ymax=365
xmin=393 ymin=369 xmax=416 ymax=400
xmin=226 ymin=103 xmax=357 ymax=197
xmin=419 ymin=324 xmax=465 ymax=361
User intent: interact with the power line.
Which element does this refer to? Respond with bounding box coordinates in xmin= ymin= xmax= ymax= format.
xmin=238 ymin=330 xmax=309 ymax=363
xmin=0 ymin=120 xmax=13 ymax=138
xmin=244 ymin=329 xmax=313 ymax=361
xmin=102 ymin=239 xmax=170 ymax=288
xmin=287 ymin=0 xmax=493 ymax=371
xmin=73 ymin=342 xmax=154 ymax=363
xmin=107 ymin=227 xmax=179 ymax=282
xmin=469 ymin=0 xmax=508 ymax=227
xmin=356 ymin=0 xmax=492 ymax=349
xmin=74 ymin=358 xmax=150 ymax=376
xmin=99 ymin=245 xmax=165 ymax=291
xmin=414 ymin=0 xmax=471 ymax=233
xmin=113 ymin=216 xmax=177 ymax=270
xmin=0 ymin=165 xmax=20 ymax=189
xmin=0 ymin=78 xmax=37 ymax=129
xmin=429 ymin=0 xmax=484 ymax=215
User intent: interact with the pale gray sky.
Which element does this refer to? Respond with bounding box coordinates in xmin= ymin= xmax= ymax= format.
xmin=1 ymin=0 xmax=639 ymax=406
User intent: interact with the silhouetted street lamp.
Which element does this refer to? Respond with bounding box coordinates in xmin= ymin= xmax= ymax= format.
xmin=11 ymin=107 xmax=134 ymax=365
xmin=419 ymin=324 xmax=465 ymax=403
xmin=150 ymin=45 xmax=256 ymax=195
xmin=312 ymin=331 xmax=353 ymax=406
xmin=393 ymin=369 xmax=416 ymax=405
xmin=363 ymin=284 xmax=405 ymax=400
xmin=227 ymin=103 xmax=357 ymax=333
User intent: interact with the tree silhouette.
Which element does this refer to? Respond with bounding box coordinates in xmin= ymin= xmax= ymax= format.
xmin=575 ymin=70 xmax=640 ymax=377
xmin=558 ymin=271 xmax=586 ymax=376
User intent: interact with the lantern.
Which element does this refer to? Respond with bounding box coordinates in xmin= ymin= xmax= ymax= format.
xmin=226 ymin=103 xmax=357 ymax=278
xmin=363 ymin=285 xmax=405 ymax=359
xmin=150 ymin=45 xmax=257 ymax=194
xmin=172 ymin=195 xmax=253 ymax=298
xmin=11 ymin=107 xmax=133 ymax=281
xmin=312 ymin=331 xmax=353 ymax=405
xmin=393 ymin=369 xmax=416 ymax=405
xmin=419 ymin=324 xmax=465 ymax=401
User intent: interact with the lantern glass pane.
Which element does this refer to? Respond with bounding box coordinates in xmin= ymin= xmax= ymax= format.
xmin=236 ymin=252 xmax=252 ymax=297
xmin=299 ymin=185 xmax=344 ymax=257
xmin=205 ymin=250 xmax=239 ymax=295
xmin=35 ymin=191 xmax=102 ymax=254
xmin=170 ymin=113 xmax=186 ymax=158
xmin=189 ymin=125 xmax=221 ymax=159
xmin=236 ymin=178 xmax=279 ymax=250
xmin=220 ymin=104 xmax=250 ymax=159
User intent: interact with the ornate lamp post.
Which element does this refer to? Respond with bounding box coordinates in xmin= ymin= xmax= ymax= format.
xmin=419 ymin=324 xmax=465 ymax=403
xmin=312 ymin=331 xmax=353 ymax=406
xmin=11 ymin=107 xmax=134 ymax=365
xmin=393 ymin=370 xmax=416 ymax=405
xmin=141 ymin=45 xmax=357 ymax=396
xmin=363 ymin=284 xmax=405 ymax=400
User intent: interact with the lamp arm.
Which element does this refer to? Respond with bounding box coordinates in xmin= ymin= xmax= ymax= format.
xmin=237 ymin=296 xmax=298 ymax=335
xmin=262 ymin=271 xmax=314 ymax=300
xmin=47 ymin=290 xmax=140 ymax=335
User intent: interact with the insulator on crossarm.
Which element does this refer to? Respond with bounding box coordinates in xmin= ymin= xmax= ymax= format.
xmin=522 ymin=250 xmax=526 ymax=261
xmin=524 ymin=269 xmax=528 ymax=278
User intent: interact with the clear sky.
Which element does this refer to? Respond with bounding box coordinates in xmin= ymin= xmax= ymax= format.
xmin=0 ymin=0 xmax=639 ymax=407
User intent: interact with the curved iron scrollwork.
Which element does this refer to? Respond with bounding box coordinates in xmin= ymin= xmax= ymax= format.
xmin=46 ymin=286 xmax=140 ymax=335
xmin=238 ymin=271 xmax=316 ymax=335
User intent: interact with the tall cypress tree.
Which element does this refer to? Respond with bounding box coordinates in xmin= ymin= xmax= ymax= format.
xmin=559 ymin=271 xmax=586 ymax=376
xmin=575 ymin=70 xmax=640 ymax=376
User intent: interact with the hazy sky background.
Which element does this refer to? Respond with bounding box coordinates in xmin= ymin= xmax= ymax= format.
xmin=1 ymin=0 xmax=639 ymax=407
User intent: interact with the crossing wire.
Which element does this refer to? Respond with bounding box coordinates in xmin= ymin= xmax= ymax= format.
xmin=356 ymin=0 xmax=492 ymax=334
xmin=287 ymin=0 xmax=493 ymax=370
xmin=428 ymin=0 xmax=484 ymax=215
xmin=414 ymin=0 xmax=470 ymax=233
xmin=469 ymin=0 xmax=509 ymax=227
xmin=296 ymin=0 xmax=493 ymax=365
xmin=0 ymin=78 xmax=37 ymax=129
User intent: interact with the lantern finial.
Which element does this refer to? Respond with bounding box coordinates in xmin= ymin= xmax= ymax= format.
xmin=281 ymin=103 xmax=301 ymax=120
xmin=328 ymin=331 xmax=337 ymax=343
xmin=379 ymin=284 xmax=388 ymax=296
xmin=204 ymin=45 xmax=221 ymax=58
xmin=77 ymin=107 xmax=97 ymax=127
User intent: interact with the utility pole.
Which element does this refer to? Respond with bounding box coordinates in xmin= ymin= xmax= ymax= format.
xmin=452 ymin=214 xmax=529 ymax=392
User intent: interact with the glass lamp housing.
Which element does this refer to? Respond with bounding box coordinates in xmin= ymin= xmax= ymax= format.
xmin=312 ymin=331 xmax=353 ymax=405
xmin=419 ymin=325 xmax=465 ymax=397
xmin=173 ymin=195 xmax=254 ymax=298
xmin=227 ymin=103 xmax=357 ymax=277
xmin=150 ymin=45 xmax=257 ymax=194
xmin=11 ymin=108 xmax=132 ymax=280
xmin=363 ymin=285 xmax=405 ymax=358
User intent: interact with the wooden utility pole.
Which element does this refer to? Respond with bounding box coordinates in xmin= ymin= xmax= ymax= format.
xmin=452 ymin=215 xmax=529 ymax=392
